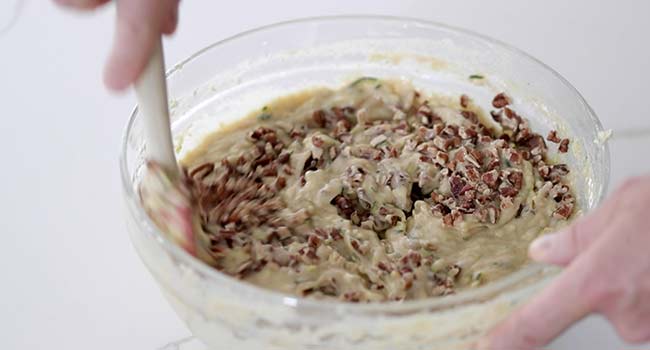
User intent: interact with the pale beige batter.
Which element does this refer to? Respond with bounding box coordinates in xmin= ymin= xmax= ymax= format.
xmin=181 ymin=78 xmax=575 ymax=302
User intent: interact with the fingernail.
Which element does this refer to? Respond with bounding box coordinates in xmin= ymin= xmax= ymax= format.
xmin=529 ymin=233 xmax=557 ymax=258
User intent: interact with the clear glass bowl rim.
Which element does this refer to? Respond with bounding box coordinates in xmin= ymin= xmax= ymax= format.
xmin=120 ymin=15 xmax=610 ymax=314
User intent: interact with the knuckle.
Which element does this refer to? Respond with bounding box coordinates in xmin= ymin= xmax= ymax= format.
xmin=577 ymin=268 xmax=618 ymax=309
xmin=608 ymin=308 xmax=650 ymax=343
xmin=616 ymin=323 xmax=650 ymax=343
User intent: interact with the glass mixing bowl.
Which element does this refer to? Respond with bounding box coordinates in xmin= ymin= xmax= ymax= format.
xmin=121 ymin=16 xmax=610 ymax=350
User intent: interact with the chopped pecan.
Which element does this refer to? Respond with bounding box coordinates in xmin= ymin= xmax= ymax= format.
xmin=549 ymin=184 xmax=569 ymax=202
xmin=275 ymin=176 xmax=287 ymax=190
xmin=308 ymin=234 xmax=322 ymax=248
xmin=459 ymin=126 xmax=478 ymax=140
xmin=498 ymin=183 xmax=519 ymax=197
xmin=458 ymin=194 xmax=477 ymax=213
xmin=515 ymin=127 xmax=532 ymax=143
xmin=552 ymin=164 xmax=570 ymax=176
xmin=351 ymin=239 xmax=364 ymax=254
xmin=461 ymin=110 xmax=479 ymax=123
xmin=343 ymin=292 xmax=361 ymax=303
xmin=465 ymin=166 xmax=481 ymax=183
xmin=417 ymin=104 xmax=442 ymax=126
xmin=189 ymin=163 xmax=215 ymax=180
xmin=450 ymin=175 xmax=472 ymax=198
xmin=481 ymin=170 xmax=500 ymax=189
xmin=492 ymin=92 xmax=511 ymax=108
xmin=277 ymin=151 xmax=291 ymax=164
xmin=559 ymin=139 xmax=570 ymax=153
xmin=547 ymin=130 xmax=561 ymax=143
xmin=314 ymin=228 xmax=328 ymax=238
xmin=312 ymin=135 xmax=325 ymax=148
xmin=313 ymin=110 xmax=327 ymax=127
xmin=500 ymin=108 xmax=521 ymax=131
xmin=432 ymin=203 xmax=451 ymax=216
xmin=508 ymin=171 xmax=524 ymax=190
xmin=504 ymin=148 xmax=522 ymax=165
xmin=290 ymin=127 xmax=306 ymax=139
xmin=432 ymin=123 xmax=445 ymax=136
xmin=433 ymin=136 xmax=454 ymax=151
xmin=377 ymin=261 xmax=391 ymax=272
xmin=435 ymin=151 xmax=449 ymax=166
xmin=460 ymin=94 xmax=470 ymax=108
xmin=490 ymin=110 xmax=502 ymax=123
xmin=330 ymin=228 xmax=343 ymax=241
xmin=521 ymin=134 xmax=547 ymax=156
xmin=442 ymin=209 xmax=463 ymax=227
xmin=464 ymin=152 xmax=481 ymax=168
xmin=540 ymin=164 xmax=570 ymax=183
xmin=332 ymin=195 xmax=355 ymax=218
xmin=553 ymin=201 xmax=574 ymax=219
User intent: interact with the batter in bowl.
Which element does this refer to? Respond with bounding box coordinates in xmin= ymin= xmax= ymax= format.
xmin=171 ymin=78 xmax=575 ymax=302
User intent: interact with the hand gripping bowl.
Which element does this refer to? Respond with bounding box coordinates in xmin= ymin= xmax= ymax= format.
xmin=120 ymin=16 xmax=610 ymax=350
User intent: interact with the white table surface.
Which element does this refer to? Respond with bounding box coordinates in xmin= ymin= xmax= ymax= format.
xmin=1 ymin=1 xmax=649 ymax=349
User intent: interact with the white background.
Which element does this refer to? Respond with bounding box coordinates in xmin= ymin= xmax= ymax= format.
xmin=1 ymin=1 xmax=649 ymax=349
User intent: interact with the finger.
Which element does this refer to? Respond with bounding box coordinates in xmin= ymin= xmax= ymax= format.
xmin=103 ymin=0 xmax=169 ymax=91
xmin=53 ymin=0 xmax=110 ymax=9
xmin=479 ymin=256 xmax=596 ymax=349
xmin=162 ymin=0 xmax=180 ymax=35
xmin=608 ymin=311 xmax=650 ymax=344
xmin=528 ymin=192 xmax=620 ymax=266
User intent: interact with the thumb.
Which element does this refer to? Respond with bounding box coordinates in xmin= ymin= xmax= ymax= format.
xmin=528 ymin=195 xmax=618 ymax=266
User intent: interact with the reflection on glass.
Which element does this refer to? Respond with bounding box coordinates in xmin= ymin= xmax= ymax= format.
xmin=0 ymin=0 xmax=24 ymax=35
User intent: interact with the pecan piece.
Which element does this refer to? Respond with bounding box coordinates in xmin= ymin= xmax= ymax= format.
xmin=313 ymin=110 xmax=327 ymax=127
xmin=459 ymin=126 xmax=478 ymax=140
xmin=330 ymin=228 xmax=343 ymax=241
xmin=503 ymin=148 xmax=522 ymax=165
xmin=189 ymin=163 xmax=215 ymax=180
xmin=442 ymin=209 xmax=462 ymax=227
xmin=492 ymin=92 xmax=511 ymax=108
xmin=275 ymin=176 xmax=287 ymax=190
xmin=460 ymin=94 xmax=470 ymax=108
xmin=498 ymin=184 xmax=519 ymax=197
xmin=449 ymin=175 xmax=471 ymax=198
xmin=433 ymin=136 xmax=454 ymax=151
xmin=351 ymin=239 xmax=364 ymax=255
xmin=335 ymin=195 xmax=355 ymax=218
xmin=461 ymin=110 xmax=479 ymax=123
xmin=377 ymin=261 xmax=391 ymax=272
xmin=508 ymin=171 xmax=524 ymax=190
xmin=558 ymin=139 xmax=570 ymax=153
xmin=464 ymin=152 xmax=481 ymax=168
xmin=432 ymin=203 xmax=451 ymax=217
xmin=312 ymin=135 xmax=325 ymax=148
xmin=553 ymin=201 xmax=574 ymax=219
xmin=547 ymin=130 xmax=561 ymax=143
xmin=308 ymin=234 xmax=321 ymax=248
xmin=465 ymin=166 xmax=481 ymax=183
xmin=343 ymin=292 xmax=361 ymax=303
xmin=277 ymin=151 xmax=291 ymax=164
xmin=481 ymin=170 xmax=500 ymax=189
